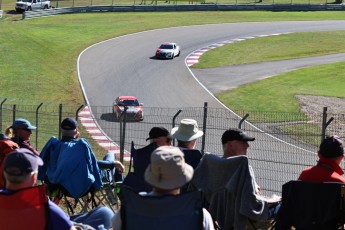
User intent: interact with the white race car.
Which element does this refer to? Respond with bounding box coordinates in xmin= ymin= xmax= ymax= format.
xmin=155 ymin=42 xmax=181 ymax=59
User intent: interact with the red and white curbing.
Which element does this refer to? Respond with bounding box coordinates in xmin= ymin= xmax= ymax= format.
xmin=79 ymin=106 xmax=131 ymax=161
xmin=186 ymin=33 xmax=290 ymax=67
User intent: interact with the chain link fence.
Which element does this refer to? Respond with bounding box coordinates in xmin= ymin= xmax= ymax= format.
xmin=1 ymin=99 xmax=344 ymax=195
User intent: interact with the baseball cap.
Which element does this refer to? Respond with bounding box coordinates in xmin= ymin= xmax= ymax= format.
xmin=61 ymin=117 xmax=78 ymax=130
xmin=11 ymin=118 xmax=36 ymax=130
xmin=319 ymin=135 xmax=344 ymax=158
xmin=146 ymin=127 xmax=171 ymax=141
xmin=4 ymin=148 xmax=43 ymax=176
xmin=221 ymin=128 xmax=255 ymax=144
xmin=144 ymin=146 xmax=194 ymax=190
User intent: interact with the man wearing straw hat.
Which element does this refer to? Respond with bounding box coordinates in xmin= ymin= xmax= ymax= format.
xmin=171 ymin=119 xmax=204 ymax=152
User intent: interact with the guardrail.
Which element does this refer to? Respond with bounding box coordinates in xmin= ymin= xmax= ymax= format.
xmin=23 ymin=3 xmax=345 ymax=19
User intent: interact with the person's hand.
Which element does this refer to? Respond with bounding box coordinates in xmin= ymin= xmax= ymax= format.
xmin=114 ymin=160 xmax=125 ymax=173
xmin=258 ymin=194 xmax=281 ymax=203
xmin=269 ymin=194 xmax=281 ymax=202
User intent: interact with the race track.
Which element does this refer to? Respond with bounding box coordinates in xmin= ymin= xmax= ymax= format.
xmin=78 ymin=20 xmax=345 ymax=194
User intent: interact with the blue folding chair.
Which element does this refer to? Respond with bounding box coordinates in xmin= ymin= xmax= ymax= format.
xmin=120 ymin=185 xmax=204 ymax=230
xmin=122 ymin=141 xmax=158 ymax=193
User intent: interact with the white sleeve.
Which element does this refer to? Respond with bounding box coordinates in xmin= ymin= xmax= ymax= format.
xmin=203 ymin=208 xmax=215 ymax=230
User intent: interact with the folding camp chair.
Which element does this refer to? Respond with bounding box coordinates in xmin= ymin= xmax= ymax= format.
xmin=0 ymin=185 xmax=49 ymax=229
xmin=275 ymin=180 xmax=345 ymax=230
xmin=122 ymin=141 xmax=158 ymax=193
xmin=190 ymin=153 xmax=272 ymax=230
xmin=182 ymin=149 xmax=203 ymax=170
xmin=120 ymin=185 xmax=204 ymax=230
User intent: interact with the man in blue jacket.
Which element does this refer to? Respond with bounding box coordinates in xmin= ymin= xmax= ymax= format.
xmin=38 ymin=117 xmax=124 ymax=199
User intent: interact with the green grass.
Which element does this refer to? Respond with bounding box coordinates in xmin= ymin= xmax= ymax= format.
xmin=193 ymin=31 xmax=345 ymax=68
xmin=1 ymin=11 xmax=344 ymax=105
xmin=1 ymin=10 xmax=345 ymax=156
xmin=217 ymin=62 xmax=345 ymax=112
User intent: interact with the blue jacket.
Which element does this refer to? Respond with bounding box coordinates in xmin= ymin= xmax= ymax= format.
xmin=38 ymin=136 xmax=102 ymax=199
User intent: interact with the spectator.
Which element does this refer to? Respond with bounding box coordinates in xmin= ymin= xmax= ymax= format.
xmin=299 ymin=135 xmax=345 ymax=183
xmin=190 ymin=128 xmax=281 ymax=229
xmin=171 ymin=119 xmax=204 ymax=193
xmin=5 ymin=118 xmax=39 ymax=156
xmin=221 ymin=128 xmax=281 ymax=202
xmin=38 ymin=117 xmax=124 ymax=200
xmin=146 ymin=126 xmax=172 ymax=147
xmin=171 ymin=118 xmax=203 ymax=151
xmin=122 ymin=126 xmax=172 ymax=193
xmin=0 ymin=133 xmax=19 ymax=188
xmin=113 ymin=146 xmax=215 ymax=230
xmin=0 ymin=148 xmax=114 ymax=230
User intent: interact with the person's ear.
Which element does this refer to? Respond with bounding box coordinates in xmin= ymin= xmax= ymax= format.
xmin=317 ymin=151 xmax=321 ymax=158
xmin=74 ymin=128 xmax=80 ymax=138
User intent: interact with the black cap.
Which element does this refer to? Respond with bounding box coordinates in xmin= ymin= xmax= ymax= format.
xmin=221 ymin=128 xmax=255 ymax=144
xmin=319 ymin=135 xmax=344 ymax=158
xmin=146 ymin=127 xmax=171 ymax=141
xmin=61 ymin=118 xmax=78 ymax=130
xmin=4 ymin=148 xmax=43 ymax=176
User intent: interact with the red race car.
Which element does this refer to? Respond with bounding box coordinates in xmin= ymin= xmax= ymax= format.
xmin=113 ymin=96 xmax=144 ymax=121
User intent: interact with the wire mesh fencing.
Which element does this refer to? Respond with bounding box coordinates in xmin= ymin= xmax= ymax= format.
xmin=1 ymin=100 xmax=344 ymax=195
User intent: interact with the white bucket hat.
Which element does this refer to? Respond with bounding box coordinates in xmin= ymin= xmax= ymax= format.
xmin=171 ymin=119 xmax=204 ymax=142
xmin=144 ymin=146 xmax=194 ymax=190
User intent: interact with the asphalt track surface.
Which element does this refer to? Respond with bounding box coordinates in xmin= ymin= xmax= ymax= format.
xmin=78 ymin=20 xmax=345 ymax=194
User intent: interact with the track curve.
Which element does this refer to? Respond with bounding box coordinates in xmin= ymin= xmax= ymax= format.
xmin=78 ymin=20 xmax=345 ymax=194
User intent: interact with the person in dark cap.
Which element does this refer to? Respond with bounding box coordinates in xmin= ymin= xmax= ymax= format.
xmin=221 ymin=128 xmax=281 ymax=202
xmin=146 ymin=126 xmax=172 ymax=147
xmin=299 ymin=135 xmax=345 ymax=183
xmin=38 ymin=117 xmax=124 ymax=206
xmin=122 ymin=126 xmax=172 ymax=193
xmin=5 ymin=118 xmax=39 ymax=156
xmin=221 ymin=128 xmax=255 ymax=158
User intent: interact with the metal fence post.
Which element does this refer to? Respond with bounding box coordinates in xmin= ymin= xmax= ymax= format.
xmin=0 ymin=98 xmax=7 ymax=131
xmin=172 ymin=109 xmax=182 ymax=146
xmin=238 ymin=114 xmax=249 ymax=129
xmin=35 ymin=103 xmax=43 ymax=150
xmin=119 ymin=107 xmax=128 ymax=163
xmin=12 ymin=104 xmax=16 ymax=123
xmin=201 ymin=102 xmax=208 ymax=154
xmin=76 ymin=105 xmax=84 ymax=121
xmin=321 ymin=107 xmax=327 ymax=143
xmin=321 ymin=107 xmax=334 ymax=142
xmin=58 ymin=104 xmax=62 ymax=140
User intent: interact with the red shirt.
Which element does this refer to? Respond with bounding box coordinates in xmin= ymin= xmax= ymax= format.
xmin=298 ymin=157 xmax=345 ymax=183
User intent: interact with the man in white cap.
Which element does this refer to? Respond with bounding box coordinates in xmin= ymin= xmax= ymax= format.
xmin=170 ymin=119 xmax=204 ymax=176
xmin=113 ymin=146 xmax=215 ymax=230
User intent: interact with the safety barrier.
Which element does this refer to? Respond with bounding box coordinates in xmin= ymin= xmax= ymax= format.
xmin=23 ymin=3 xmax=345 ymax=19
